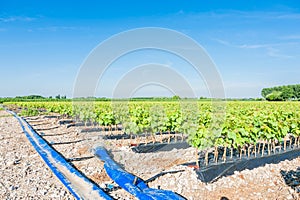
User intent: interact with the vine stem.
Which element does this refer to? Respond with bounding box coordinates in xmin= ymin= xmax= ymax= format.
xmin=214 ymin=146 xmax=218 ymax=163
xmin=257 ymin=142 xmax=261 ymax=155
xmin=151 ymin=134 xmax=156 ymax=144
xmin=262 ymin=141 xmax=266 ymax=157
xmin=247 ymin=145 xmax=251 ymax=158
xmin=159 ymin=131 xmax=162 ymax=143
xmin=223 ymin=146 xmax=227 ymax=163
xmin=137 ymin=135 xmax=140 ymax=145
xmin=145 ymin=134 xmax=148 ymax=145
xmin=168 ymin=130 xmax=171 ymax=144
xmin=267 ymin=140 xmax=271 ymax=155
xmin=205 ymin=151 xmax=209 ymax=166
xmin=129 ymin=134 xmax=132 ymax=145
xmin=239 ymin=147 xmax=242 ymax=159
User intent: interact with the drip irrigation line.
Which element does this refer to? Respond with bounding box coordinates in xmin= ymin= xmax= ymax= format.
xmin=194 ymin=146 xmax=300 ymax=183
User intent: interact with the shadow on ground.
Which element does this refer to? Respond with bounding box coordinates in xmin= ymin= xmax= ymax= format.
xmin=280 ymin=167 xmax=300 ymax=192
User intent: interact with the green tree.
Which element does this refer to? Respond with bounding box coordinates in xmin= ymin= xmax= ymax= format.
xmin=281 ymin=86 xmax=293 ymax=100
xmin=262 ymin=84 xmax=300 ymax=101
xmin=266 ymin=91 xmax=283 ymax=101
xmin=172 ymin=95 xmax=181 ymax=100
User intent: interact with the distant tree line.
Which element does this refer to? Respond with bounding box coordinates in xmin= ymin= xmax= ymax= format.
xmin=0 ymin=95 xmax=266 ymax=104
xmin=0 ymin=95 xmax=69 ymax=103
xmin=261 ymin=84 xmax=300 ymax=101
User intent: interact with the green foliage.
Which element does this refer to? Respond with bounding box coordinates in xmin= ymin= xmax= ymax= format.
xmin=262 ymin=84 xmax=300 ymax=101
xmin=5 ymin=100 xmax=300 ymax=152
xmin=149 ymin=104 xmax=168 ymax=133
xmin=266 ymin=91 xmax=283 ymax=101
xmin=20 ymin=108 xmax=39 ymax=116
xmin=172 ymin=95 xmax=181 ymax=100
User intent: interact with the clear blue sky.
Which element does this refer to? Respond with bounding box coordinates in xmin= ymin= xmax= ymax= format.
xmin=1 ymin=0 xmax=300 ymax=98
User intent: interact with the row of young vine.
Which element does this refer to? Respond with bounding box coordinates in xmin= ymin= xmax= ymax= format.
xmin=5 ymin=101 xmax=300 ymax=162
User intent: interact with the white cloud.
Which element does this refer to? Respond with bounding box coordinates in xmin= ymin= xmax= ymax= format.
xmin=276 ymin=14 xmax=300 ymax=19
xmin=213 ymin=39 xmax=231 ymax=46
xmin=279 ymin=35 xmax=300 ymax=40
xmin=238 ymin=44 xmax=271 ymax=49
xmin=37 ymin=26 xmax=79 ymax=32
xmin=213 ymin=38 xmax=291 ymax=49
xmin=184 ymin=10 xmax=300 ymax=21
xmin=213 ymin=38 xmax=273 ymax=49
xmin=213 ymin=38 xmax=297 ymax=58
xmin=0 ymin=16 xmax=36 ymax=22
xmin=266 ymin=47 xmax=294 ymax=59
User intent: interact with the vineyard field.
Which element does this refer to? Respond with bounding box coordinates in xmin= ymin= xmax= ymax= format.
xmin=4 ymin=101 xmax=300 ymax=161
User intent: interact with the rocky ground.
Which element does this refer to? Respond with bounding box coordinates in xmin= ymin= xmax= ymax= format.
xmin=1 ymin=109 xmax=300 ymax=200
xmin=0 ymin=110 xmax=74 ymax=199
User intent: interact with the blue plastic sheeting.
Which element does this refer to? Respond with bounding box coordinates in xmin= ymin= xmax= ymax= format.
xmin=94 ymin=146 xmax=185 ymax=200
xmin=9 ymin=111 xmax=112 ymax=200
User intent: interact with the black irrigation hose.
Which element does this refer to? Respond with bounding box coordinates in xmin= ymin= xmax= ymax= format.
xmin=132 ymin=141 xmax=190 ymax=153
xmin=194 ymin=146 xmax=300 ymax=183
